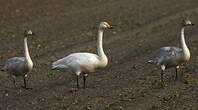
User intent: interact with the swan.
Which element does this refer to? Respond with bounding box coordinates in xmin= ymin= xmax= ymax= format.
xmin=1 ymin=30 xmax=35 ymax=89
xmin=148 ymin=19 xmax=194 ymax=87
xmin=52 ymin=22 xmax=113 ymax=88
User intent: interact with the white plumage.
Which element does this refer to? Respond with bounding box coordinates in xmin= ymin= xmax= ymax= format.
xmin=52 ymin=22 xmax=113 ymax=88
xmin=148 ymin=19 xmax=194 ymax=87
xmin=52 ymin=53 xmax=107 ymax=73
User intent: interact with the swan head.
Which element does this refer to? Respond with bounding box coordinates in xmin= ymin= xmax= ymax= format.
xmin=24 ymin=30 xmax=35 ymax=37
xmin=99 ymin=22 xmax=113 ymax=30
xmin=182 ymin=19 xmax=194 ymax=27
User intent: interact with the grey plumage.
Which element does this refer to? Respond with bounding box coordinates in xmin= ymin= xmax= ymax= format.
xmin=1 ymin=30 xmax=35 ymax=89
xmin=148 ymin=46 xmax=184 ymax=68
xmin=148 ymin=19 xmax=194 ymax=87
xmin=1 ymin=57 xmax=28 ymax=76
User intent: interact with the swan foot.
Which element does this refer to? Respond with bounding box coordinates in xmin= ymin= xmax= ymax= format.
xmin=161 ymin=81 xmax=166 ymax=89
xmin=22 ymin=86 xmax=33 ymax=90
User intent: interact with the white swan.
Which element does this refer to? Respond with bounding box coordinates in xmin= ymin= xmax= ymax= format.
xmin=52 ymin=22 xmax=113 ymax=88
xmin=1 ymin=30 xmax=35 ymax=89
xmin=148 ymin=19 xmax=194 ymax=87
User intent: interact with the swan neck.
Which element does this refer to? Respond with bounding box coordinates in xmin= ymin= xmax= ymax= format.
xmin=180 ymin=27 xmax=190 ymax=60
xmin=97 ymin=27 xmax=108 ymax=66
xmin=97 ymin=28 xmax=105 ymax=57
xmin=24 ymin=37 xmax=32 ymax=62
xmin=180 ymin=27 xmax=188 ymax=50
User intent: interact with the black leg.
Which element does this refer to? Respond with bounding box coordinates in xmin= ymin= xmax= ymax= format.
xmin=24 ymin=76 xmax=27 ymax=88
xmin=23 ymin=76 xmax=32 ymax=90
xmin=76 ymin=75 xmax=79 ymax=88
xmin=83 ymin=75 xmax=86 ymax=89
xmin=161 ymin=71 xmax=165 ymax=88
xmin=175 ymin=67 xmax=178 ymax=80
xmin=12 ymin=76 xmax=17 ymax=88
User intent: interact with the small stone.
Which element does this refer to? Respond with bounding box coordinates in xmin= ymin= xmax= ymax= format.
xmin=16 ymin=9 xmax=20 ymax=13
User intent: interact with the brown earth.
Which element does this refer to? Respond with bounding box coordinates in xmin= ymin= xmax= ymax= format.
xmin=0 ymin=0 xmax=198 ymax=110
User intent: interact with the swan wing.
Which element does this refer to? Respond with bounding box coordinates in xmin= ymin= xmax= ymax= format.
xmin=52 ymin=53 xmax=99 ymax=71
xmin=2 ymin=57 xmax=25 ymax=72
xmin=149 ymin=47 xmax=182 ymax=65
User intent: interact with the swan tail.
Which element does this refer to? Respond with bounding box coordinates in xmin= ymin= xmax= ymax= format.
xmin=51 ymin=61 xmax=59 ymax=70
xmin=51 ymin=63 xmax=68 ymax=70
xmin=51 ymin=63 xmax=59 ymax=70
xmin=148 ymin=60 xmax=153 ymax=63
xmin=147 ymin=59 xmax=157 ymax=64
xmin=1 ymin=66 xmax=7 ymax=71
xmin=51 ymin=66 xmax=57 ymax=70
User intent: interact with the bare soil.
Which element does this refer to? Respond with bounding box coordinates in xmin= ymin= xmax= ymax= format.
xmin=0 ymin=0 xmax=198 ymax=110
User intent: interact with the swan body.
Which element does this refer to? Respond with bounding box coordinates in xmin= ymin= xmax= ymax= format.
xmin=52 ymin=52 xmax=107 ymax=73
xmin=149 ymin=46 xmax=188 ymax=68
xmin=1 ymin=30 xmax=35 ymax=89
xmin=148 ymin=19 xmax=194 ymax=87
xmin=52 ymin=22 xmax=112 ymax=88
xmin=2 ymin=57 xmax=32 ymax=76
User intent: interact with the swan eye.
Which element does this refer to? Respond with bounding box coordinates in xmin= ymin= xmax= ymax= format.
xmin=105 ymin=23 xmax=111 ymax=29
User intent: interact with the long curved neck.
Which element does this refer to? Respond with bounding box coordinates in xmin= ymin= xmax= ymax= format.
xmin=97 ymin=28 xmax=105 ymax=57
xmin=97 ymin=27 xmax=108 ymax=65
xmin=24 ymin=37 xmax=32 ymax=62
xmin=180 ymin=27 xmax=190 ymax=60
xmin=180 ymin=27 xmax=187 ymax=49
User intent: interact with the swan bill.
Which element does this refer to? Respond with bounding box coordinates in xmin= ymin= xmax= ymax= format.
xmin=105 ymin=23 xmax=113 ymax=29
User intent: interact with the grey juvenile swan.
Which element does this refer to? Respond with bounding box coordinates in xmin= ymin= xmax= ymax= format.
xmin=148 ymin=19 xmax=194 ymax=87
xmin=52 ymin=22 xmax=113 ymax=88
xmin=1 ymin=30 xmax=35 ymax=89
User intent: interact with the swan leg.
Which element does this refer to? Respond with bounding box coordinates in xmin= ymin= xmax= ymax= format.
xmin=83 ymin=75 xmax=86 ymax=89
xmin=23 ymin=75 xmax=32 ymax=90
xmin=175 ymin=66 xmax=179 ymax=80
xmin=24 ymin=76 xmax=27 ymax=88
xmin=83 ymin=74 xmax=88 ymax=89
xmin=160 ymin=65 xmax=166 ymax=88
xmin=76 ymin=75 xmax=79 ymax=88
xmin=175 ymin=68 xmax=177 ymax=80
xmin=160 ymin=71 xmax=165 ymax=88
xmin=13 ymin=78 xmax=16 ymax=87
xmin=11 ymin=75 xmax=17 ymax=88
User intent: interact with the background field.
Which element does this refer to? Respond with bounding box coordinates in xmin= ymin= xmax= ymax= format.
xmin=0 ymin=0 xmax=198 ymax=110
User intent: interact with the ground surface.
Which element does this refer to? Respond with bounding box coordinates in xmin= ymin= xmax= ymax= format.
xmin=0 ymin=0 xmax=198 ymax=110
